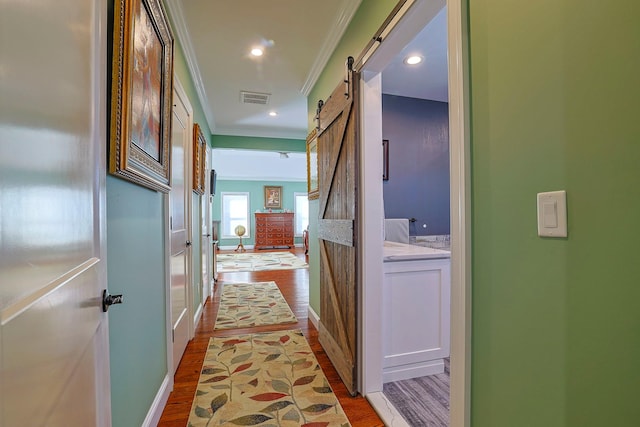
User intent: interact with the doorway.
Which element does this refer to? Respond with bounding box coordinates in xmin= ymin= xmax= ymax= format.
xmin=359 ymin=1 xmax=470 ymax=426
xmin=168 ymin=76 xmax=194 ymax=374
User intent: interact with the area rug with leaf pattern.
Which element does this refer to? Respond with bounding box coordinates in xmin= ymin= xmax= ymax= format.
xmin=188 ymin=329 xmax=351 ymax=427
xmin=214 ymin=282 xmax=297 ymax=330
xmin=217 ymin=252 xmax=308 ymax=273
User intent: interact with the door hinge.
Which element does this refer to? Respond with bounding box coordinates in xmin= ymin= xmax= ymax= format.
xmin=172 ymin=329 xmax=174 ymax=342
xmin=170 ymin=216 xmax=173 ymax=230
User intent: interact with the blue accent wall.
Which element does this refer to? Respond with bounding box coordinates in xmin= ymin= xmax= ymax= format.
xmin=106 ymin=176 xmax=167 ymax=427
xmin=382 ymin=94 xmax=450 ymax=235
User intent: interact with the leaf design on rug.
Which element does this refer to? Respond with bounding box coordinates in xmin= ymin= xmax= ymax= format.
xmin=202 ymin=375 xmax=229 ymax=383
xmin=231 ymin=353 xmax=253 ymax=364
xmin=293 ymin=375 xmax=316 ymax=387
xmin=264 ymin=353 xmax=281 ymax=362
xmin=282 ymin=408 xmax=300 ymax=422
xmin=194 ymin=405 xmax=211 ymax=419
xmin=301 ymin=404 xmax=334 ymax=414
xmin=201 ymin=366 xmax=226 ymax=375
xmin=269 ymin=379 xmax=290 ymax=394
xmin=210 ymin=393 xmax=228 ymax=414
xmin=222 ymin=338 xmax=247 ymax=346
xmin=232 ymin=363 xmax=253 ymax=374
xmin=248 ymin=378 xmax=258 ymax=387
xmin=280 ymin=335 xmax=290 ymax=344
xmin=312 ymin=385 xmax=333 ymax=394
xmin=249 ymin=392 xmax=288 ymax=401
xmin=228 ymin=414 xmax=273 ymax=425
xmin=259 ymin=400 xmax=294 ymax=413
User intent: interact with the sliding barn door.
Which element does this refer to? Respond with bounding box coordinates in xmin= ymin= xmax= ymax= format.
xmin=316 ymin=58 xmax=360 ymax=396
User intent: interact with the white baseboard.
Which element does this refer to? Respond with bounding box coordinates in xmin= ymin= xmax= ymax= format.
xmin=382 ymin=358 xmax=444 ymax=383
xmin=218 ymin=244 xmax=255 ymax=250
xmin=142 ymin=373 xmax=172 ymax=427
xmin=307 ymin=305 xmax=319 ymax=329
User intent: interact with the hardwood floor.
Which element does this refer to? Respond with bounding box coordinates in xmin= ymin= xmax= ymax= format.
xmin=157 ymin=247 xmax=383 ymax=426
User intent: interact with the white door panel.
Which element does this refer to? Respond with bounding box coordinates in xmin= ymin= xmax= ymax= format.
xmin=169 ymin=83 xmax=191 ymax=373
xmin=0 ymin=0 xmax=109 ymax=425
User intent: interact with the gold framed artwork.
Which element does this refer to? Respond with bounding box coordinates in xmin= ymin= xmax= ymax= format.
xmin=192 ymin=123 xmax=206 ymax=195
xmin=306 ymin=128 xmax=319 ymax=200
xmin=264 ymin=185 xmax=282 ymax=209
xmin=109 ymin=0 xmax=174 ymax=192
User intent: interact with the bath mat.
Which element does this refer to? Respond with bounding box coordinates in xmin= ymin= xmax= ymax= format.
xmin=217 ymin=251 xmax=308 ymax=273
xmin=188 ymin=329 xmax=351 ymax=427
xmin=214 ymin=281 xmax=297 ymax=330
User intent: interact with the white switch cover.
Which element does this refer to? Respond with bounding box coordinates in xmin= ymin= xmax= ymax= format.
xmin=537 ymin=191 xmax=567 ymax=237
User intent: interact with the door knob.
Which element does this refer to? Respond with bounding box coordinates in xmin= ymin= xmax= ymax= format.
xmin=186 ymin=240 xmax=192 ymax=247
xmin=102 ymin=290 xmax=123 ymax=312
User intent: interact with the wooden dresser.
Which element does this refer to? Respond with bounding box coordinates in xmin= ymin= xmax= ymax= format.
xmin=254 ymin=212 xmax=294 ymax=250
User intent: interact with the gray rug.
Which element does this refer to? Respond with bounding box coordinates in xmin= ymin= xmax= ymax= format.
xmin=382 ymin=359 xmax=450 ymax=426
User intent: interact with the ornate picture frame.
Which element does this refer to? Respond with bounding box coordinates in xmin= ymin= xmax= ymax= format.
xmin=264 ymin=185 xmax=282 ymax=209
xmin=109 ymin=0 xmax=174 ymax=192
xmin=192 ymin=123 xmax=206 ymax=195
xmin=306 ymin=129 xmax=319 ymax=200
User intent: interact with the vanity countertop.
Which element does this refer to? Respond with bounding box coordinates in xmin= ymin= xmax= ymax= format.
xmin=383 ymin=240 xmax=451 ymax=262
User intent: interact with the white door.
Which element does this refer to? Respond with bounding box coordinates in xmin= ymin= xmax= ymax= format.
xmin=0 ymin=0 xmax=110 ymax=426
xmin=201 ymin=147 xmax=212 ymax=302
xmin=169 ymin=81 xmax=192 ymax=373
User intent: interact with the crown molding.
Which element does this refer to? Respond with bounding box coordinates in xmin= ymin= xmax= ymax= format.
xmin=301 ymin=0 xmax=362 ymax=96
xmin=164 ymin=0 xmax=216 ymax=132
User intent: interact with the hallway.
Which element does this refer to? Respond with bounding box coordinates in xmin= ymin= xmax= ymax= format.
xmin=157 ymin=247 xmax=383 ymax=426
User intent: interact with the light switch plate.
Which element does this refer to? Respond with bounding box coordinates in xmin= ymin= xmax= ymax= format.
xmin=537 ymin=191 xmax=567 ymax=237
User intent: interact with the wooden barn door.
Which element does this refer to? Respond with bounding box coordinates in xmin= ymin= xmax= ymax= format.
xmin=316 ymin=57 xmax=360 ymax=396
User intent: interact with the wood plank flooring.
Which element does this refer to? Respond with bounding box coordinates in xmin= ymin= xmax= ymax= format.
xmin=383 ymin=358 xmax=451 ymax=426
xmin=158 ymin=248 xmax=383 ymax=427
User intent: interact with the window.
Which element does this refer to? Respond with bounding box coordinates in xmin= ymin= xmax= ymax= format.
xmin=294 ymin=192 xmax=309 ymax=236
xmin=221 ymin=192 xmax=250 ymax=238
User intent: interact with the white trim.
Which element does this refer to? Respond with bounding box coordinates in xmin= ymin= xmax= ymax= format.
xmin=193 ymin=302 xmax=203 ymax=329
xmin=163 ymin=191 xmax=173 ymax=390
xmin=301 ymin=0 xmax=363 ymax=96
xmin=307 ymin=305 xmax=320 ymax=329
xmin=359 ymin=71 xmax=385 ymax=395
xmin=366 ymin=392 xmax=411 ymax=427
xmin=447 ymin=1 xmax=472 ymax=426
xmin=142 ymin=374 xmax=172 ymax=427
xmin=163 ymin=0 xmax=216 ymax=131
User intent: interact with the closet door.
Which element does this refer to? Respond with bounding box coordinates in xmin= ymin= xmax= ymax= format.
xmin=316 ymin=58 xmax=360 ymax=396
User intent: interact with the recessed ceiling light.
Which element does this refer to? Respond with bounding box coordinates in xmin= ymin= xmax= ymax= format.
xmin=404 ymin=55 xmax=423 ymax=65
xmin=268 ymin=111 xmax=278 ymax=117
xmin=250 ymin=47 xmax=263 ymax=57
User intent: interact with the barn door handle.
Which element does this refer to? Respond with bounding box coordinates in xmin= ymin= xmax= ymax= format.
xmin=102 ymin=290 xmax=123 ymax=312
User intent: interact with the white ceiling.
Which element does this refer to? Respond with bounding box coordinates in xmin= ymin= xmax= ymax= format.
xmin=167 ymin=1 xmax=448 ymax=143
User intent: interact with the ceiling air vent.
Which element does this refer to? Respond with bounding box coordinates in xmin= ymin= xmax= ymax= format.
xmin=240 ymin=91 xmax=271 ymax=105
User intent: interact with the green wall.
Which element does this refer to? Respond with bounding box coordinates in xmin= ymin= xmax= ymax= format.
xmin=212 ymin=180 xmax=307 ymax=247
xmin=211 ymin=134 xmax=306 ymax=152
xmin=468 ymin=0 xmax=640 ymax=426
xmin=106 ymin=1 xmax=213 ymax=425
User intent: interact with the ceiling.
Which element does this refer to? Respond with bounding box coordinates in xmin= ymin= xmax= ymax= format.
xmin=166 ymin=1 xmax=448 ymax=143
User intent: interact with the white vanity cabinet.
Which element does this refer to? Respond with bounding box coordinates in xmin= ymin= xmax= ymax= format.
xmin=382 ymin=242 xmax=451 ymax=383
